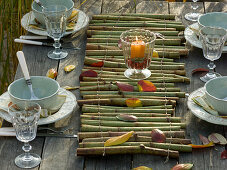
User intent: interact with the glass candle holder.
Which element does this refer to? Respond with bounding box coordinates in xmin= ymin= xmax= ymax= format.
xmin=120 ymin=29 xmax=156 ymax=80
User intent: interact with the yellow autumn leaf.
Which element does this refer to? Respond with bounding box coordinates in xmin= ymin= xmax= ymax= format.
xmin=104 ymin=131 xmax=134 ymax=147
xmin=152 ymin=50 xmax=159 ymax=58
xmin=64 ymin=65 xmax=76 ymax=72
xmin=189 ymin=142 xmax=214 ymax=148
xmin=133 ymin=166 xmax=152 ymax=170
xmin=126 ymin=98 xmax=143 ymax=107
xmin=68 ymin=10 xmax=79 ymax=21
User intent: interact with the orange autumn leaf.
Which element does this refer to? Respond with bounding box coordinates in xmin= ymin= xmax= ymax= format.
xmin=90 ymin=61 xmax=104 ymax=67
xmin=104 ymin=131 xmax=134 ymax=147
xmin=133 ymin=166 xmax=152 ymax=170
xmin=171 ymin=163 xmax=193 ymax=170
xmin=126 ymin=98 xmax=143 ymax=107
xmin=138 ymin=80 xmax=157 ymax=92
xmin=189 ymin=142 xmax=214 ymax=148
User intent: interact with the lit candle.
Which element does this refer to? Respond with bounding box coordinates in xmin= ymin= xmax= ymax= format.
xmin=131 ymin=37 xmax=145 ymax=59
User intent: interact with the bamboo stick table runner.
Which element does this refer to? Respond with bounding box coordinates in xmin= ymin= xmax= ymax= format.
xmin=77 ymin=13 xmax=192 ymax=159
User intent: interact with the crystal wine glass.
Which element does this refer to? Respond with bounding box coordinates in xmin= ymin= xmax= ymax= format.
xmin=43 ymin=5 xmax=68 ymax=60
xmin=185 ymin=0 xmax=202 ymax=22
xmin=120 ymin=29 xmax=156 ymax=80
xmin=199 ymin=26 xmax=227 ymax=82
xmin=8 ymin=102 xmax=41 ymax=169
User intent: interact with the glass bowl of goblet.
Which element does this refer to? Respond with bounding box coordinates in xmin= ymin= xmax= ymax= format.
xmin=120 ymin=29 xmax=156 ymax=80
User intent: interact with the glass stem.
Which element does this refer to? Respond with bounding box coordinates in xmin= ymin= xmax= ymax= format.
xmin=22 ymin=142 xmax=32 ymax=161
xmin=207 ymin=60 xmax=216 ymax=76
xmin=192 ymin=1 xmax=198 ymax=11
xmin=53 ymin=38 xmax=61 ymax=54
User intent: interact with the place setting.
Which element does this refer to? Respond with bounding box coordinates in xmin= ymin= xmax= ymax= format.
xmin=186 ymin=20 xmax=227 ymax=125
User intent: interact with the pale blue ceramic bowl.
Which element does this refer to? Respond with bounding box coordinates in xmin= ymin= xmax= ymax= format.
xmin=198 ymin=12 xmax=227 ymax=30
xmin=205 ymin=76 xmax=227 ymax=115
xmin=8 ymin=76 xmax=60 ymax=110
xmin=32 ymin=0 xmax=74 ymax=25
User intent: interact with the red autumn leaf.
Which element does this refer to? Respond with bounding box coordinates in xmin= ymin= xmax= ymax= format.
xmin=126 ymin=98 xmax=143 ymax=107
xmin=79 ymin=70 xmax=97 ymax=81
xmin=199 ymin=134 xmax=210 ymax=145
xmin=90 ymin=61 xmax=104 ymax=67
xmin=189 ymin=142 xmax=214 ymax=148
xmin=151 ymin=129 xmax=166 ymax=143
xmin=116 ymin=82 xmax=134 ymax=92
xmin=171 ymin=163 xmax=193 ymax=170
xmin=191 ymin=68 xmax=209 ymax=75
xmin=138 ymin=80 xmax=156 ymax=92
xmin=221 ymin=149 xmax=227 ymax=159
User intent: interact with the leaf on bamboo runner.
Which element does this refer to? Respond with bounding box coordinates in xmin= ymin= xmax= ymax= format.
xmin=189 ymin=142 xmax=214 ymax=148
xmin=152 ymin=50 xmax=159 ymax=58
xmin=151 ymin=129 xmax=166 ymax=143
xmin=138 ymin=80 xmax=157 ymax=92
xmin=116 ymin=114 xmax=138 ymax=122
xmin=126 ymin=98 xmax=143 ymax=107
xmin=79 ymin=70 xmax=98 ymax=80
xmin=90 ymin=61 xmax=104 ymax=67
xmin=104 ymin=131 xmax=134 ymax=147
xmin=116 ymin=82 xmax=134 ymax=92
xmin=171 ymin=163 xmax=193 ymax=170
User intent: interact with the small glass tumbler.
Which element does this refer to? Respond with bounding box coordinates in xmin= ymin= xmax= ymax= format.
xmin=120 ymin=29 xmax=156 ymax=80
xmin=199 ymin=26 xmax=227 ymax=82
xmin=8 ymin=102 xmax=41 ymax=169
xmin=43 ymin=5 xmax=68 ymax=60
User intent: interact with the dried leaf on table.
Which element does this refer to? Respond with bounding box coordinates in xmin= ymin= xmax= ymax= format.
xmin=79 ymin=70 xmax=98 ymax=81
xmin=191 ymin=68 xmax=209 ymax=75
xmin=133 ymin=166 xmax=152 ymax=170
xmin=64 ymin=65 xmax=76 ymax=72
xmin=138 ymin=80 xmax=157 ymax=92
xmin=46 ymin=68 xmax=57 ymax=79
xmin=116 ymin=114 xmax=138 ymax=122
xmin=116 ymin=82 xmax=134 ymax=92
xmin=62 ymin=86 xmax=79 ymax=90
xmin=189 ymin=142 xmax=214 ymax=148
xmin=199 ymin=134 xmax=210 ymax=145
xmin=171 ymin=163 xmax=193 ymax=170
xmin=208 ymin=133 xmax=227 ymax=145
xmin=151 ymin=129 xmax=166 ymax=143
xmin=104 ymin=131 xmax=134 ymax=147
xmin=126 ymin=98 xmax=143 ymax=107
xmin=221 ymin=145 xmax=227 ymax=159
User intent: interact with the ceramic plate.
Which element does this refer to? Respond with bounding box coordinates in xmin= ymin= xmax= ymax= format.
xmin=0 ymin=88 xmax=77 ymax=125
xmin=184 ymin=23 xmax=227 ymax=52
xmin=21 ymin=8 xmax=89 ymax=36
xmin=187 ymin=87 xmax=227 ymax=126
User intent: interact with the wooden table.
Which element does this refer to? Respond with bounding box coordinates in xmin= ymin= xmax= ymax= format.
xmin=0 ymin=1 xmax=227 ymax=169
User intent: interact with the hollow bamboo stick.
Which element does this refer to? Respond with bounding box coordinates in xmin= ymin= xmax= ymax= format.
xmin=83 ymin=104 xmax=173 ymax=109
xmin=81 ymin=136 xmax=191 ymax=145
xmin=92 ymin=15 xmax=162 ymax=21
xmin=82 ymin=67 xmax=186 ymax=76
xmin=90 ymin=20 xmax=183 ymax=25
xmin=80 ymin=91 xmax=185 ymax=98
xmin=82 ymin=94 xmax=179 ymax=100
xmin=81 ymin=119 xmax=186 ymax=128
xmin=81 ymin=77 xmax=189 ymax=83
xmin=84 ymin=56 xmax=175 ymax=62
xmin=77 ymin=98 xmax=176 ymax=107
xmin=89 ymin=23 xmax=184 ymax=31
xmin=105 ymin=13 xmax=176 ymax=20
xmin=84 ymin=57 xmax=184 ymax=69
xmin=87 ymin=30 xmax=180 ymax=36
xmin=79 ymin=84 xmax=180 ymax=92
xmin=77 ymin=131 xmax=185 ymax=140
xmin=88 ymin=26 xmax=177 ymax=31
xmin=87 ymin=38 xmax=182 ymax=46
xmin=81 ymin=124 xmax=181 ymax=132
xmin=79 ymin=142 xmax=192 ymax=152
xmin=81 ymin=115 xmax=181 ymax=122
xmin=83 ymin=112 xmax=172 ymax=117
xmin=76 ymin=145 xmax=179 ymax=158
